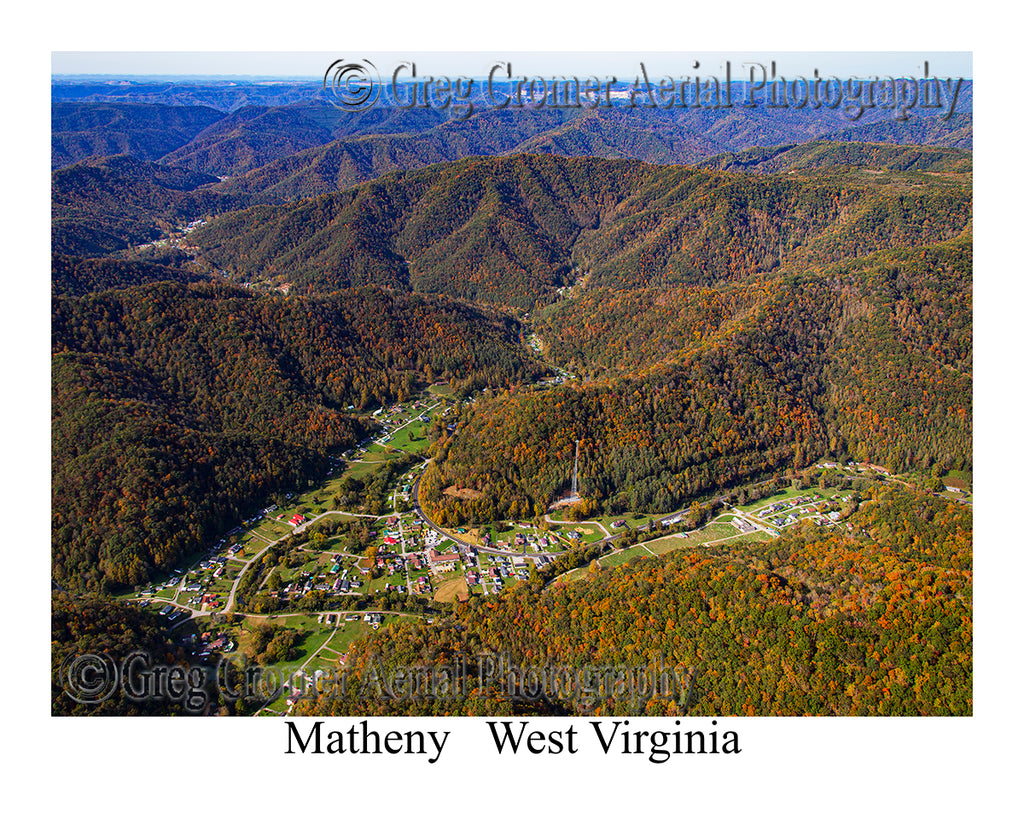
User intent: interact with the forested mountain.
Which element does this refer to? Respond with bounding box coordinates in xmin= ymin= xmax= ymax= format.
xmin=51 ymin=102 xmax=226 ymax=169
xmin=822 ymin=112 xmax=973 ymax=150
xmin=210 ymin=108 xmax=573 ymax=201
xmin=51 ymin=253 xmax=211 ymax=296
xmin=206 ymin=104 xmax=976 ymax=201
xmin=51 ymin=147 xmax=971 ymax=589
xmin=50 ymin=75 xmax=973 ymax=722
xmin=422 ymin=231 xmax=971 ymax=524
xmin=694 ymin=140 xmax=971 ymax=175
xmin=50 ymin=98 xmax=975 ymax=265
xmin=52 ymin=594 xmax=197 ymax=715
xmin=52 ymin=283 xmax=542 ymax=591
xmin=51 ymin=78 xmax=326 ymax=110
xmin=573 ymin=164 xmax=969 ymax=290
xmin=52 ymin=87 xmax=973 ymax=198
xmin=193 ymin=154 xmax=657 ymax=307
xmin=192 ymin=150 xmax=971 ymax=305
xmin=193 ymin=150 xmax=972 ymax=528
xmin=297 ymin=484 xmax=971 ymax=716
xmin=51 ymin=155 xmax=244 ymax=256
xmin=161 ymin=103 xmax=449 ymax=178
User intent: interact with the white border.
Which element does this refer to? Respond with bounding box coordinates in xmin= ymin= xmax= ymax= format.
xmin=15 ymin=2 xmax=1016 ymax=815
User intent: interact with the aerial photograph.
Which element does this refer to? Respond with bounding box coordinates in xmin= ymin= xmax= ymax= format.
xmin=50 ymin=50 xmax=974 ymax=725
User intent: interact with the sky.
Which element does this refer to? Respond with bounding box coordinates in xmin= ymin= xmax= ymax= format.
xmin=51 ymin=51 xmax=973 ymax=80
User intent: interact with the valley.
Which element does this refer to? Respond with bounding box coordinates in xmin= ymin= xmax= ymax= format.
xmin=51 ymin=78 xmax=973 ymax=718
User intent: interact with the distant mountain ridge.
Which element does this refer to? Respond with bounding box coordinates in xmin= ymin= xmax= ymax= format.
xmin=52 ymin=82 xmax=973 ymax=189
xmin=694 ymin=140 xmax=972 ymax=174
xmin=52 ymin=102 xmax=226 ymax=169
xmin=205 ymin=105 xmax=975 ymax=202
xmin=192 ymin=149 xmax=972 ymax=308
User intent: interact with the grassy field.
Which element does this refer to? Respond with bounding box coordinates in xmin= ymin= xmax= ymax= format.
xmin=387 ymin=420 xmax=432 ymax=454
xmin=365 ymin=571 xmax=403 ymax=595
xmin=344 ymin=459 xmax=387 ymax=481
xmin=737 ymin=485 xmax=833 ymax=515
xmin=563 ymin=524 xmax=777 ymax=578
xmin=546 ymin=511 xmax=652 ymax=532
xmin=361 ymin=444 xmax=406 ymax=464
xmin=643 ymin=536 xmax=692 ymax=555
xmin=682 ymin=522 xmax=738 ymax=545
xmin=600 ymin=545 xmax=653 ymax=567
xmin=597 ymin=523 xmax=735 ymax=561
xmin=320 ymin=534 xmax=362 ymax=555
xmin=569 ymin=524 xmax=606 ymax=543
xmin=254 ymin=520 xmax=293 ymax=541
xmin=434 ymin=576 xmax=469 ymax=603
xmin=943 ymin=469 xmax=972 ymax=491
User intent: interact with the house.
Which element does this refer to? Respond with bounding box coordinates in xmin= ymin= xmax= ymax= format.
xmin=427 ymin=549 xmax=460 ymax=573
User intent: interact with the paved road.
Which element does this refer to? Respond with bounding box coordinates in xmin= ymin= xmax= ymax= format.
xmin=410 ymin=469 xmax=579 ymax=558
xmin=223 ymin=529 xmax=293 ymax=614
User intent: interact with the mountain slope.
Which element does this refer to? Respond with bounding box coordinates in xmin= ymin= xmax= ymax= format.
xmin=51 ymin=253 xmax=211 ymax=296
xmin=194 ymin=154 xmax=657 ymax=307
xmin=162 ymin=103 xmax=450 ymax=177
xmin=52 ymin=102 xmax=226 ymax=169
xmin=298 ymin=483 xmax=971 ymax=716
xmin=822 ymin=112 xmax=973 ymax=150
xmin=421 ymin=232 xmax=971 ymax=525
xmin=51 ymin=154 xmax=250 ymax=256
xmin=193 ymin=150 xmax=971 ymax=306
xmin=208 ymin=104 xmax=976 ymax=203
xmin=51 ymin=282 xmax=543 ymax=591
xmin=694 ymin=140 xmax=972 ymax=175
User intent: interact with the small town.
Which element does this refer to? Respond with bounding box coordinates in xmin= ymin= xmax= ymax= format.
xmin=109 ymin=376 xmax=971 ymax=716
